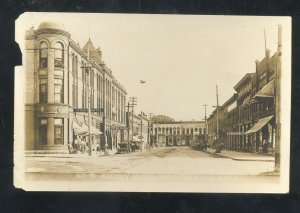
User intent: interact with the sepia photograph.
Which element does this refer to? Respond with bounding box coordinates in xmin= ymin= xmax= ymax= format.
xmin=14 ymin=12 xmax=291 ymax=192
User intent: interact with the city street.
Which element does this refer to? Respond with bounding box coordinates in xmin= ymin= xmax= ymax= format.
xmin=25 ymin=147 xmax=276 ymax=179
xmin=21 ymin=147 xmax=282 ymax=192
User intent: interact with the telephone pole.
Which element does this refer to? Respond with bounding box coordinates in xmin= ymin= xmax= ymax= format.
xmin=125 ymin=101 xmax=133 ymax=152
xmin=81 ymin=64 xmax=93 ymax=156
xmin=213 ymin=85 xmax=220 ymax=153
xmin=275 ymin=25 xmax=282 ymax=172
xmin=203 ymin=104 xmax=208 ymax=134
xmin=129 ymin=97 xmax=137 ymax=143
xmin=148 ymin=113 xmax=154 ymax=146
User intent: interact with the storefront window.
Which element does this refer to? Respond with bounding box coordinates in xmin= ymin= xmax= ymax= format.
xmin=39 ymin=42 xmax=48 ymax=68
xmin=39 ymin=118 xmax=47 ymax=145
xmin=54 ymin=42 xmax=64 ymax=68
xmin=54 ymin=118 xmax=63 ymax=145
xmin=39 ymin=78 xmax=47 ymax=103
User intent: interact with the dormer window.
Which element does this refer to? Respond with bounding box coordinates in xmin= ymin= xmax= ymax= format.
xmin=39 ymin=42 xmax=48 ymax=68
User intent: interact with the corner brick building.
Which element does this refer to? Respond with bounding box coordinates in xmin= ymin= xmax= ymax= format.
xmin=25 ymin=22 xmax=127 ymax=153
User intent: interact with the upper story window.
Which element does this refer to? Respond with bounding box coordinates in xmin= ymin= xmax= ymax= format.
xmin=39 ymin=78 xmax=47 ymax=103
xmin=54 ymin=78 xmax=63 ymax=103
xmin=39 ymin=42 xmax=48 ymax=68
xmin=54 ymin=42 xmax=64 ymax=68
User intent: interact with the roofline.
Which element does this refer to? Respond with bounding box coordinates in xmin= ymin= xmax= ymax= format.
xmin=153 ymin=121 xmax=205 ymax=124
xmin=233 ymin=73 xmax=254 ymax=91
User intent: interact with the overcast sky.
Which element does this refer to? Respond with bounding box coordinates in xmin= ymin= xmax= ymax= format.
xmin=16 ymin=13 xmax=291 ymax=121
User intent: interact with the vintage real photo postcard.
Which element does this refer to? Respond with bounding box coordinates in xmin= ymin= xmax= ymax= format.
xmin=14 ymin=12 xmax=291 ymax=192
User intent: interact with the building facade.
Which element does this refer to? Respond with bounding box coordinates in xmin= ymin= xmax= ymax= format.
xmin=207 ymin=94 xmax=238 ymax=149
xmin=208 ymin=48 xmax=278 ymax=155
xmin=25 ymin=22 xmax=127 ymax=153
xmin=127 ymin=111 xmax=149 ymax=150
xmin=247 ymin=49 xmax=277 ymax=154
xmin=234 ymin=73 xmax=254 ymax=152
xmin=150 ymin=121 xmax=206 ymax=147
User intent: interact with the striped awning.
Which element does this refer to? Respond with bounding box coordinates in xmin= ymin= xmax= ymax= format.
xmin=254 ymin=80 xmax=275 ymax=99
xmin=73 ymin=122 xmax=89 ymax=135
xmin=90 ymin=125 xmax=102 ymax=135
xmin=246 ymin=115 xmax=274 ymax=134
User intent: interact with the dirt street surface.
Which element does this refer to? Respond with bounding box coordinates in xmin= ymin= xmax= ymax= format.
xmin=25 ymin=147 xmax=276 ymax=180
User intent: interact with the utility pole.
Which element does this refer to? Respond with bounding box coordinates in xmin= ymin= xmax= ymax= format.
xmin=203 ymin=104 xmax=208 ymax=134
xmin=275 ymin=25 xmax=282 ymax=172
xmin=148 ymin=113 xmax=154 ymax=146
xmin=81 ymin=64 xmax=92 ymax=156
xmin=213 ymin=85 xmax=220 ymax=153
xmin=125 ymin=101 xmax=133 ymax=152
xmin=140 ymin=112 xmax=143 ymax=146
xmin=129 ymin=97 xmax=137 ymax=144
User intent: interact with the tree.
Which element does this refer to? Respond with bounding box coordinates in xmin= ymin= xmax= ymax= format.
xmin=151 ymin=115 xmax=175 ymax=123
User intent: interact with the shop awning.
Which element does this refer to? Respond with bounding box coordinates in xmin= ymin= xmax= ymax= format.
xmin=73 ymin=121 xmax=84 ymax=135
xmin=254 ymin=80 xmax=275 ymax=99
xmin=246 ymin=115 xmax=274 ymax=134
xmin=90 ymin=125 xmax=102 ymax=135
xmin=73 ymin=123 xmax=89 ymax=135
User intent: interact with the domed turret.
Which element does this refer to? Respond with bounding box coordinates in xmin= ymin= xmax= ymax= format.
xmin=38 ymin=21 xmax=65 ymax=31
xmin=36 ymin=21 xmax=70 ymax=37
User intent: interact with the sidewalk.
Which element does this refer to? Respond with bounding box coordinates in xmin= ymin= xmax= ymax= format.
xmin=25 ymin=150 xmax=118 ymax=158
xmin=205 ymin=148 xmax=275 ymax=162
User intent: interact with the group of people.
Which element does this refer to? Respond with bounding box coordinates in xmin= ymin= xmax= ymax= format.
xmin=68 ymin=135 xmax=89 ymax=154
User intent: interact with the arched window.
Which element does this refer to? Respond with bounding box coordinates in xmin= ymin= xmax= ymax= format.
xmin=187 ymin=128 xmax=190 ymax=134
xmin=39 ymin=42 xmax=48 ymax=68
xmin=162 ymin=127 xmax=165 ymax=133
xmin=54 ymin=42 xmax=64 ymax=68
xmin=199 ymin=128 xmax=202 ymax=134
xmin=177 ymin=127 xmax=180 ymax=135
xmin=182 ymin=128 xmax=185 ymax=135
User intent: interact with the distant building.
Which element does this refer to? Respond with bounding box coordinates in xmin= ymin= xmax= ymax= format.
xmin=234 ymin=73 xmax=254 ymax=151
xmin=207 ymin=94 xmax=238 ymax=149
xmin=127 ymin=111 xmax=149 ymax=150
xmin=151 ymin=121 xmax=206 ymax=147
xmin=25 ymin=22 xmax=127 ymax=153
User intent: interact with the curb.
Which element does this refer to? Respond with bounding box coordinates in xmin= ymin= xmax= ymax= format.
xmin=204 ymin=151 xmax=275 ymax=162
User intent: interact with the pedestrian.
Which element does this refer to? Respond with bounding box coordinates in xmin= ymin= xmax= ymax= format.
xmin=74 ymin=136 xmax=78 ymax=153
xmin=262 ymin=139 xmax=268 ymax=154
xmin=68 ymin=143 xmax=73 ymax=154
